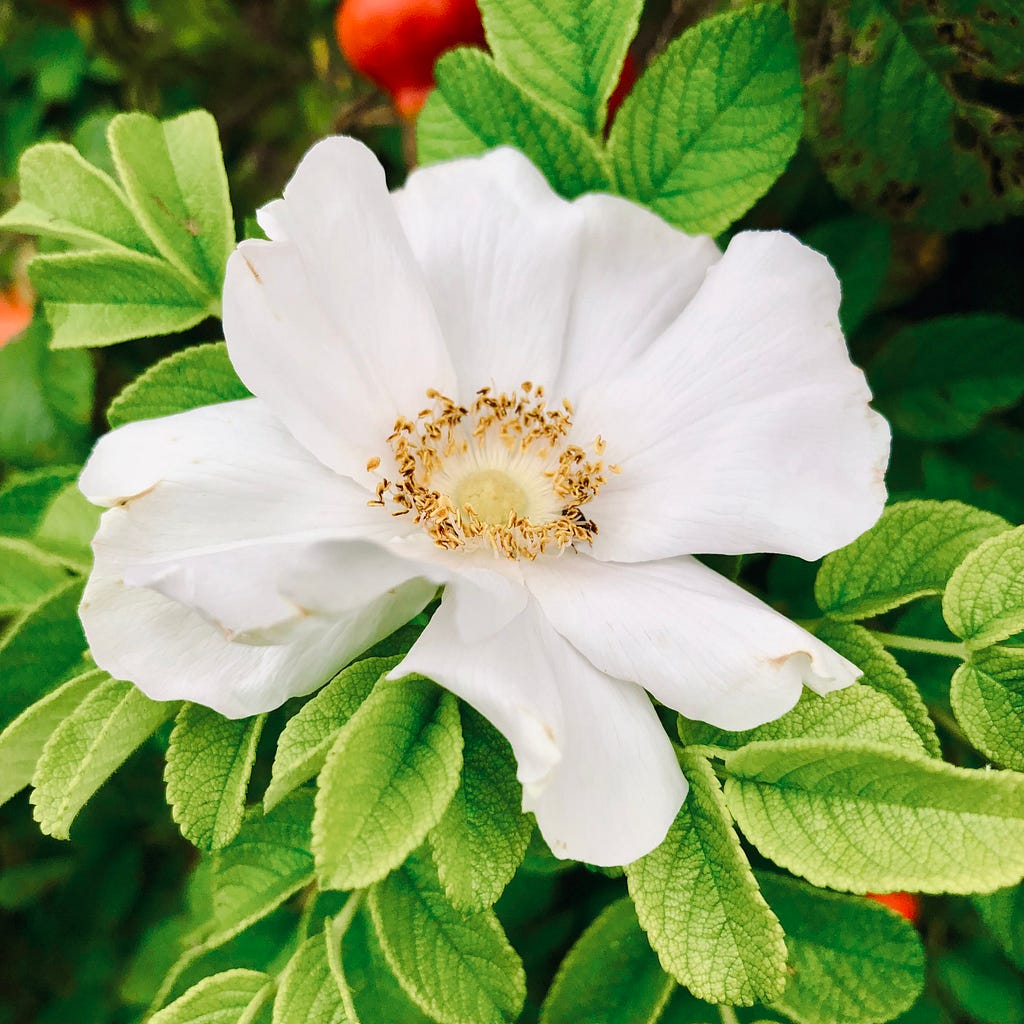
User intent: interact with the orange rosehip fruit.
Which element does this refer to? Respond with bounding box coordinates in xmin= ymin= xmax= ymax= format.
xmin=866 ymin=892 xmax=922 ymax=924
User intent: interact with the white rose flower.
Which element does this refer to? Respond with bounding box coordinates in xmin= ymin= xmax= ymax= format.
xmin=78 ymin=138 xmax=890 ymax=866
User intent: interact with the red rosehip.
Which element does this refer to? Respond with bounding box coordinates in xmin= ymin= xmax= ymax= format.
xmin=866 ymin=892 xmax=922 ymax=924
xmin=607 ymin=51 xmax=637 ymax=125
xmin=0 ymin=290 xmax=32 ymax=349
xmin=336 ymin=0 xmax=486 ymax=118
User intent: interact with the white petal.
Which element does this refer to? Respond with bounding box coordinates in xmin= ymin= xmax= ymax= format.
xmin=556 ymin=193 xmax=719 ymax=396
xmin=573 ymin=231 xmax=890 ymax=561
xmin=80 ymin=399 xmax=412 ymax=642
xmin=81 ymin=569 xmax=432 ymax=718
xmin=526 ymin=553 xmax=861 ymax=730
xmin=223 ymin=137 xmax=455 ymax=480
xmin=394 ymin=147 xmax=584 ymax=395
xmin=395 ymin=598 xmax=685 ymax=866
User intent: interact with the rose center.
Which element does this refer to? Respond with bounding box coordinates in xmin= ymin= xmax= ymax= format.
xmin=453 ymin=468 xmax=529 ymax=527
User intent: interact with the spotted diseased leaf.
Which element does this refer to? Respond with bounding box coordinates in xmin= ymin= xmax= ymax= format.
xmin=626 ymin=751 xmax=787 ymax=1006
xmin=759 ymin=872 xmax=925 ymax=1024
xmin=610 ymin=4 xmax=803 ymax=235
xmin=31 ymin=674 xmax=178 ymax=839
xmin=794 ymin=0 xmax=1024 ymax=229
xmin=165 ymin=703 xmax=266 ymax=851
xmin=815 ymin=500 xmax=1010 ymax=620
xmin=422 ymin=48 xmax=611 ymax=198
xmin=952 ymin=648 xmax=1024 ymax=771
xmin=539 ymin=897 xmax=673 ymax=1024
xmin=368 ymin=852 xmax=526 ymax=1024
xmin=478 ymin=0 xmax=642 ymax=134
xmin=429 ymin=705 xmax=531 ymax=909
xmin=107 ymin=342 xmax=250 ymax=428
xmin=724 ymin=738 xmax=1024 ymax=894
xmin=313 ymin=677 xmax=463 ymax=891
xmin=944 ymin=525 xmax=1024 ymax=647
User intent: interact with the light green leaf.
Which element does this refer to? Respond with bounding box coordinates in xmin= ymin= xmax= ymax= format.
xmin=107 ymin=110 xmax=234 ymax=294
xmin=975 ymin=884 xmax=1024 ymax=970
xmin=815 ymin=500 xmax=1010 ymax=620
xmin=758 ymin=872 xmax=925 ymax=1024
xmin=30 ymin=481 xmax=100 ymax=569
xmin=0 ymin=538 xmax=70 ymax=614
xmin=0 ymin=316 xmax=93 ymax=466
xmin=724 ymin=738 xmax=1024 ymax=893
xmin=202 ymin=791 xmax=316 ymax=950
xmin=265 ymin=656 xmax=399 ymax=812
xmin=803 ymin=216 xmax=890 ymax=334
xmin=540 ymin=896 xmax=673 ymax=1024
xmin=166 ymin=704 xmax=267 ymax=851
xmin=678 ymin=684 xmax=928 ymax=756
xmin=952 ymin=648 xmax=1024 ymax=771
xmin=479 ymin=0 xmax=642 ymax=134
xmin=31 ymin=675 xmax=178 ymax=838
xmin=813 ymin=621 xmax=941 ymax=757
xmin=429 ymin=705 xmax=531 ymax=909
xmin=0 ymin=666 xmax=100 ymax=807
xmin=106 ymin=341 xmax=250 ymax=428
xmin=273 ymin=930 xmax=346 ymax=1024
xmin=0 ymin=577 xmax=86 ymax=731
xmin=427 ymin=47 xmax=610 ymax=198
xmin=944 ymin=525 xmax=1024 ymax=647
xmin=416 ymin=91 xmax=489 ymax=164
xmin=0 ymin=140 xmax=158 ymax=253
xmin=627 ymin=751 xmax=786 ymax=1006
xmin=149 ymin=969 xmax=274 ymax=1024
xmin=609 ymin=4 xmax=802 ymax=235
xmin=871 ymin=316 xmax=1024 ymax=440
xmin=313 ymin=677 xmax=463 ymax=891
xmin=0 ymin=466 xmax=79 ymax=536
xmin=369 ymin=853 xmax=526 ymax=1024
xmin=29 ymin=249 xmax=211 ymax=349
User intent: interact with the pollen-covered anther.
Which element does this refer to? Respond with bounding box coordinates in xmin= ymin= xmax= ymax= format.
xmin=371 ymin=384 xmax=610 ymax=559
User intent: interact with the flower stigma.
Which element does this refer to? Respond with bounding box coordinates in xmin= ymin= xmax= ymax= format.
xmin=370 ymin=383 xmax=618 ymax=559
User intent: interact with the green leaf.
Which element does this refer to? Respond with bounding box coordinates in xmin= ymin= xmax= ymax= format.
xmin=0 ymin=141 xmax=158 ymax=253
xmin=29 ymin=249 xmax=211 ymax=349
xmin=264 ymin=656 xmax=399 ymax=812
xmin=202 ymin=791 xmax=316 ymax=950
xmin=0 ymin=315 xmax=93 ymax=466
xmin=609 ymin=5 xmax=803 ymax=235
xmin=149 ymin=969 xmax=274 ymax=1024
xmin=815 ymin=500 xmax=1010 ymax=620
xmin=273 ymin=930 xmax=346 ymax=1024
xmin=758 ymin=872 xmax=925 ymax=1024
xmin=540 ymin=896 xmax=673 ymax=1024
xmin=975 ymin=884 xmax=1024 ymax=971
xmin=0 ymin=576 xmax=86 ymax=731
xmin=627 ymin=751 xmax=787 ymax=1006
xmin=0 ymin=538 xmax=70 ymax=614
xmin=107 ymin=110 xmax=234 ymax=294
xmin=429 ymin=705 xmax=531 ymax=909
xmin=166 ymin=704 xmax=267 ymax=851
xmin=479 ymin=0 xmax=642 ymax=134
xmin=952 ymin=648 xmax=1024 ymax=771
xmin=313 ymin=677 xmax=463 ymax=891
xmin=871 ymin=316 xmax=1024 ymax=440
xmin=0 ymin=465 xmax=79 ymax=536
xmin=724 ymin=738 xmax=1024 ymax=893
xmin=106 ymin=341 xmax=250 ymax=428
xmin=425 ymin=48 xmax=610 ymax=198
xmin=369 ymin=853 xmax=526 ymax=1024
xmin=0 ymin=666 xmax=100 ymax=807
xmin=31 ymin=674 xmax=178 ymax=838
xmin=813 ymin=621 xmax=942 ymax=757
xmin=794 ymin=0 xmax=1024 ymax=229
xmin=944 ymin=525 xmax=1024 ymax=647
xmin=803 ymin=216 xmax=890 ymax=334
xmin=30 ymin=481 xmax=100 ymax=568
xmin=678 ymin=684 xmax=928 ymax=756
xmin=416 ymin=91 xmax=490 ymax=164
